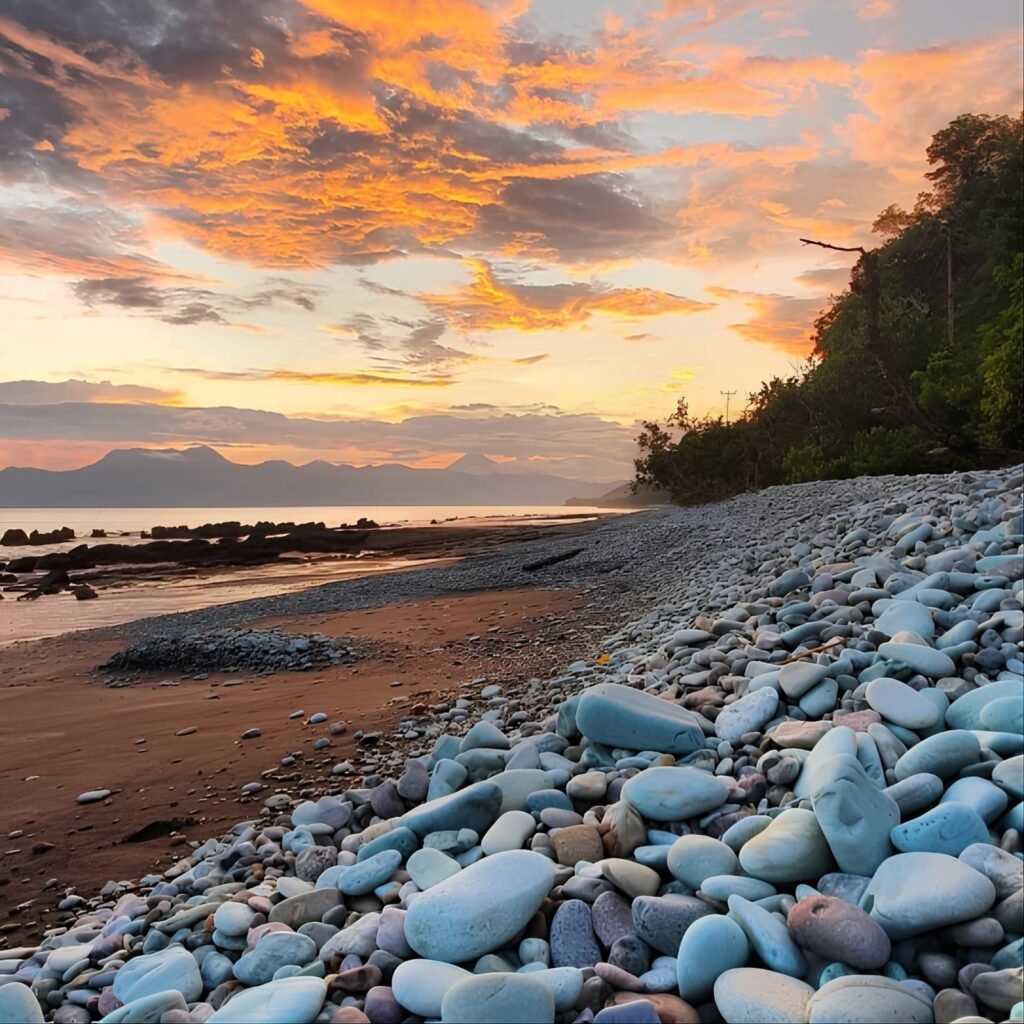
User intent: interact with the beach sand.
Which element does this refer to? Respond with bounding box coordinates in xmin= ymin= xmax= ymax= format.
xmin=0 ymin=586 xmax=602 ymax=946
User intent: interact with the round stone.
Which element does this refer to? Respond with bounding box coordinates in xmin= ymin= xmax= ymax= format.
xmin=213 ymin=901 xmax=257 ymax=937
xmin=391 ymin=960 xmax=471 ymax=1017
xmin=404 ymin=850 xmax=555 ymax=963
xmin=407 ymin=847 xmax=461 ymax=890
xmin=0 ymin=983 xmax=44 ymax=1024
xmin=676 ymin=914 xmax=749 ymax=1002
xmin=206 ymin=977 xmax=327 ymax=1023
xmin=805 ymin=976 xmax=933 ymax=1024
xmin=737 ymin=808 xmax=833 ymax=884
xmin=112 ymin=945 xmax=203 ymax=1004
xmin=440 ymin=974 xmax=555 ymax=1024
xmin=481 ymin=810 xmax=536 ymax=855
xmin=631 ymin=894 xmax=714 ymax=956
xmin=864 ymin=678 xmax=940 ymax=730
xmin=666 ymin=834 xmax=738 ymax=889
xmin=877 ymin=642 xmax=955 ymax=679
xmin=714 ymin=968 xmax=813 ymax=1024
xmin=621 ymin=767 xmax=730 ymax=822
xmin=890 ymin=803 xmax=990 ymax=857
xmin=575 ymin=683 xmax=705 ymax=755
xmin=786 ymin=895 xmax=891 ymax=970
xmin=859 ymin=852 xmax=996 ymax=939
xmin=810 ymin=754 xmax=899 ymax=876
xmin=714 ymin=688 xmax=779 ymax=744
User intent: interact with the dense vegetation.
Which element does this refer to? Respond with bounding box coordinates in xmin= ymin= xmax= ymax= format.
xmin=635 ymin=113 xmax=1023 ymax=502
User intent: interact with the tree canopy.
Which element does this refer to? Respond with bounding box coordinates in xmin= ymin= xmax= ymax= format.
xmin=635 ymin=112 xmax=1023 ymax=503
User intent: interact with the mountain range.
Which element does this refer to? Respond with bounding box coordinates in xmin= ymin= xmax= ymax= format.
xmin=0 ymin=447 xmax=619 ymax=507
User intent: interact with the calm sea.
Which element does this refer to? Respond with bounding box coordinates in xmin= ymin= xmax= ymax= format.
xmin=0 ymin=505 xmax=615 ymax=644
xmin=0 ymin=504 xmax=606 ymax=536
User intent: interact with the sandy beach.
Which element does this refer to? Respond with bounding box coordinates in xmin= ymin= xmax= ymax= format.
xmin=0 ymin=587 xmax=603 ymax=946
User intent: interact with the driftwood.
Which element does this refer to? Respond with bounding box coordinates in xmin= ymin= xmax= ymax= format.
xmin=521 ymin=547 xmax=585 ymax=572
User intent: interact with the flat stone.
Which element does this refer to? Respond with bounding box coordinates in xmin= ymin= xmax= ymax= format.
xmin=76 ymin=789 xmax=111 ymax=804
xmin=481 ymin=810 xmax=536 ymax=855
xmin=391 ymin=960 xmax=471 ymax=1017
xmin=206 ymin=977 xmax=327 ymax=1023
xmin=865 ymin=677 xmax=940 ymax=730
xmin=550 ymin=825 xmax=603 ymax=866
xmin=621 ymin=767 xmax=730 ymax=822
xmin=778 ymin=661 xmax=829 ymax=699
xmin=97 ymin=992 xmax=188 ymax=1023
xmin=859 ymin=852 xmax=997 ymax=939
xmin=993 ymin=755 xmax=1024 ymax=799
xmin=713 ymin=968 xmax=813 ymax=1024
xmin=269 ymin=889 xmax=341 ymax=929
xmin=715 ymin=688 xmax=779 ymax=744
xmin=942 ymin=777 xmax=1010 ymax=823
xmin=891 ymin=803 xmax=990 ymax=856
xmin=588 ymin=859 xmax=655 ymax=900
xmin=727 ymin=895 xmax=806 ymax=977
xmin=959 ymin=843 xmax=1024 ymax=899
xmin=738 ymin=807 xmax=833 ymax=884
xmin=787 ymin=894 xmax=891 ymax=970
xmin=112 ymin=945 xmax=203 ymax=1005
xmin=592 ymin=891 xmax=636 ymax=947
xmin=666 ymin=834 xmax=738 ymax=889
xmin=338 ymin=849 xmax=401 ymax=896
xmin=631 ymin=894 xmax=713 ymax=956
xmin=575 ymin=683 xmax=704 ymax=755
xmin=405 ymin=850 xmax=555 ymax=963
xmin=806 ymin=975 xmax=933 ymax=1024
xmin=441 ymin=974 xmax=555 ymax=1024
xmin=550 ymin=899 xmax=601 ymax=968
xmin=400 ymin=781 xmax=503 ymax=838
xmin=676 ymin=914 xmax=749 ymax=1002
xmin=810 ymin=753 xmax=898 ymax=876
xmin=894 ymin=730 xmax=981 ymax=781
xmin=602 ymin=993 xmax=700 ymax=1023
xmin=214 ymin=901 xmax=257 ymax=937
xmin=234 ymin=931 xmax=318 ymax=986
xmin=877 ymin=642 xmax=955 ymax=679
xmin=946 ymin=678 xmax=1024 ymax=731
xmin=407 ymin=847 xmax=461 ymax=889
xmin=0 ymin=983 xmax=44 ymax=1024
xmin=883 ymin=773 xmax=944 ymax=819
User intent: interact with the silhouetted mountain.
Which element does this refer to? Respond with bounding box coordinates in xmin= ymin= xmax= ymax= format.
xmin=565 ymin=481 xmax=667 ymax=508
xmin=0 ymin=446 xmax=615 ymax=507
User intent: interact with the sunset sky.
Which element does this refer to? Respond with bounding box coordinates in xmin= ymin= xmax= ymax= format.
xmin=0 ymin=1 xmax=1020 ymax=480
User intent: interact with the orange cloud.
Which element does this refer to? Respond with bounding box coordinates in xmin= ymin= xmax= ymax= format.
xmin=171 ymin=367 xmax=454 ymax=388
xmin=840 ymin=37 xmax=1024 ymax=179
xmin=421 ymin=260 xmax=713 ymax=332
xmin=707 ymin=285 xmax=822 ymax=354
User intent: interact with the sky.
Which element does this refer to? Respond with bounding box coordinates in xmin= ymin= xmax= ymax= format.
xmin=0 ymin=1 xmax=1020 ymax=481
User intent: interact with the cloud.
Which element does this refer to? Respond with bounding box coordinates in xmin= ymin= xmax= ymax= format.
xmin=422 ymin=259 xmax=713 ymax=332
xmin=169 ymin=367 xmax=454 ymax=388
xmin=840 ymin=37 xmax=1024 ymax=179
xmin=795 ymin=266 xmax=852 ymax=293
xmin=0 ymin=378 xmax=180 ymax=404
xmin=0 ymin=387 xmax=638 ymax=478
xmin=624 ymin=332 xmax=653 ymax=342
xmin=706 ymin=285 xmax=822 ymax=354
xmin=71 ymin=275 xmax=323 ymax=326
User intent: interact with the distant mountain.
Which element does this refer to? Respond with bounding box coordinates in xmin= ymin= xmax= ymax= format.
xmin=445 ymin=453 xmax=541 ymax=476
xmin=565 ymin=481 xmax=667 ymax=508
xmin=0 ymin=446 xmax=615 ymax=508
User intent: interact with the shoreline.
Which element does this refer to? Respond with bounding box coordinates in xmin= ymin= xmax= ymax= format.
xmin=0 ymin=587 xmax=607 ymax=947
xmin=1 ymin=466 xmax=1021 ymax=1023
xmin=0 ymin=512 xmax=617 ymax=645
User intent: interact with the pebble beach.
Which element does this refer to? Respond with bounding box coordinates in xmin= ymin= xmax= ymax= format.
xmin=1 ymin=465 xmax=1022 ymax=1024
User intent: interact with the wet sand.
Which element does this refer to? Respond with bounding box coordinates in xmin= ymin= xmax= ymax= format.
xmin=0 ymin=587 xmax=601 ymax=946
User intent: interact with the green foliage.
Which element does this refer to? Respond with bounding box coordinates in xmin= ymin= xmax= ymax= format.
xmin=636 ymin=112 xmax=1023 ymax=503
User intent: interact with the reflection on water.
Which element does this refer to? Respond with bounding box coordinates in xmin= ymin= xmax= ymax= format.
xmin=0 ymin=556 xmax=434 ymax=645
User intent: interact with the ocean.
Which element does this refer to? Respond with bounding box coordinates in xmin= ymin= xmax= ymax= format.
xmin=0 ymin=505 xmax=616 ymax=644
xmin=0 ymin=504 xmax=605 ymax=536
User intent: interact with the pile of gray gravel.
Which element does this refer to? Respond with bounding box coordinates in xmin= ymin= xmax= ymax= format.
xmin=100 ymin=628 xmax=357 ymax=676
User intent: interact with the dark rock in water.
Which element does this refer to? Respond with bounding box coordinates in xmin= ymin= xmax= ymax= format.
xmin=72 ymin=583 xmax=99 ymax=600
xmin=0 ymin=528 xmax=29 ymax=546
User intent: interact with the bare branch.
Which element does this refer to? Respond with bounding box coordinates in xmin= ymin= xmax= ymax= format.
xmin=799 ymin=237 xmax=866 ymax=254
